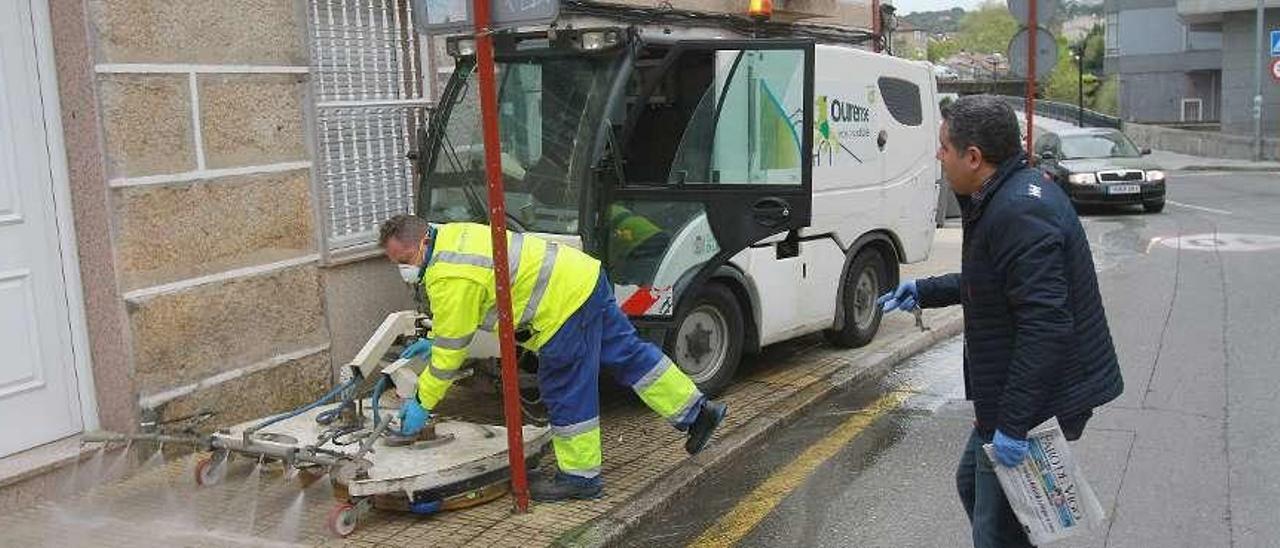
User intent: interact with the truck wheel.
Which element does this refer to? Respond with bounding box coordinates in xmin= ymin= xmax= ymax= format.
xmin=1143 ymin=200 xmax=1165 ymax=213
xmin=824 ymin=247 xmax=892 ymax=348
xmin=666 ymin=283 xmax=743 ymax=397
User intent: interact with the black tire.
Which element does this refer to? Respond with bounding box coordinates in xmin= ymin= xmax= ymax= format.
xmin=824 ymin=246 xmax=892 ymax=348
xmin=665 ymin=283 xmax=744 ymax=397
xmin=1143 ymin=200 xmax=1165 ymax=213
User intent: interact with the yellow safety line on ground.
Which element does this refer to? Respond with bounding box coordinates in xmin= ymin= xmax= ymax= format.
xmin=689 ymin=389 xmax=916 ymax=548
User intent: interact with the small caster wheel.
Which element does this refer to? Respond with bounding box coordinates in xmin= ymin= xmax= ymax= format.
xmin=194 ymin=454 xmax=227 ymax=487
xmin=327 ymin=502 xmax=358 ymax=537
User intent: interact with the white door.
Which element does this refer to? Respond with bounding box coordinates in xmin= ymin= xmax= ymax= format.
xmin=0 ymin=0 xmax=85 ymax=457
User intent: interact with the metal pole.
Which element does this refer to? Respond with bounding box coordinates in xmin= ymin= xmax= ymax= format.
xmin=1078 ymin=46 xmax=1085 ymax=127
xmin=872 ymin=0 xmax=882 ymax=53
xmin=1255 ymin=0 xmax=1265 ymax=161
xmin=472 ymin=0 xmax=530 ymax=512
xmin=1026 ymin=1 xmax=1037 ymax=156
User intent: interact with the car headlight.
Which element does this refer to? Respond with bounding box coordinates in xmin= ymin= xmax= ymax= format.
xmin=1145 ymin=170 xmax=1166 ymax=181
xmin=1068 ymin=173 xmax=1098 ymax=184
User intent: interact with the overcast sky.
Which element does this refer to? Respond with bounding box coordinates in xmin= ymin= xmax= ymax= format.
xmin=890 ymin=0 xmax=994 ymax=15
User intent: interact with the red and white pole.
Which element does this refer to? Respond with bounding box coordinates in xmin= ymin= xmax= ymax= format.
xmin=471 ymin=0 xmax=530 ymax=512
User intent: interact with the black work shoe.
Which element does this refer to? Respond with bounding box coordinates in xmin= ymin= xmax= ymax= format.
xmin=685 ymin=400 xmax=727 ymax=455
xmin=529 ymin=473 xmax=603 ymax=502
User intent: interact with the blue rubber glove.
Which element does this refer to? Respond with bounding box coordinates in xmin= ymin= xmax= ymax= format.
xmin=399 ymin=338 xmax=433 ymax=360
xmin=992 ymin=429 xmax=1029 ymax=467
xmin=398 ymin=398 xmax=430 ymax=436
xmin=877 ymin=280 xmax=918 ymax=313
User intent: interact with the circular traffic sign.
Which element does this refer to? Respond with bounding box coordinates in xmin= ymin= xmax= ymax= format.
xmin=1271 ymin=58 xmax=1280 ymax=82
xmin=1008 ymin=27 xmax=1058 ymax=79
xmin=1007 ymin=0 xmax=1057 ymax=26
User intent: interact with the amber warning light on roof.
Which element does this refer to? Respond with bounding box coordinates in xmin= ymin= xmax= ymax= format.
xmin=748 ymin=0 xmax=772 ymax=21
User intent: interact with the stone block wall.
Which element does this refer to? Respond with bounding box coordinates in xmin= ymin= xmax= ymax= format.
xmin=87 ymin=0 xmax=332 ymax=428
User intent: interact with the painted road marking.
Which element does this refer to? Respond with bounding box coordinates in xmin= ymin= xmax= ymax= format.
xmin=1167 ymin=200 xmax=1233 ymax=216
xmin=690 ymin=389 xmax=915 ymax=548
xmin=1154 ymin=233 xmax=1280 ymax=253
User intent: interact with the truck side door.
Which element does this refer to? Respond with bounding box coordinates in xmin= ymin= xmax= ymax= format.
xmin=603 ymin=40 xmax=815 ymax=323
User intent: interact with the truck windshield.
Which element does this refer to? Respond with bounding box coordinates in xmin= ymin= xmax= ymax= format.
xmin=420 ymin=55 xmax=616 ymax=234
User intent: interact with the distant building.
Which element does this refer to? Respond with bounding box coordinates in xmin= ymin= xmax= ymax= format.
xmin=1061 ymin=13 xmax=1102 ymax=42
xmin=941 ymin=51 xmax=1010 ymax=81
xmin=1103 ymin=0 xmax=1223 ymax=127
xmin=892 ymin=20 xmax=929 ymax=60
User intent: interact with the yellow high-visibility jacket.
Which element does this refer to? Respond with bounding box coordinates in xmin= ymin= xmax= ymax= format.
xmin=417 ymin=223 xmax=601 ymax=409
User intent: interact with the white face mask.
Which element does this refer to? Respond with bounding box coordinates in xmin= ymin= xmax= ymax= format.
xmin=398 ymin=264 xmax=421 ymax=284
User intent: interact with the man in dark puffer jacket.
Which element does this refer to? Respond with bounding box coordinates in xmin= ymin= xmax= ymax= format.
xmin=879 ymin=95 xmax=1124 ymax=548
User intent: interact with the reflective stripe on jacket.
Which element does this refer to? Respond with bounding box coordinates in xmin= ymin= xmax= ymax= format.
xmin=417 ymin=222 xmax=600 ymax=408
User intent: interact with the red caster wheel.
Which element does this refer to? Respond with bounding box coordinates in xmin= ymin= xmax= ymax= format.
xmin=194 ymin=454 xmax=227 ymax=486
xmin=327 ymin=502 xmax=359 ymax=537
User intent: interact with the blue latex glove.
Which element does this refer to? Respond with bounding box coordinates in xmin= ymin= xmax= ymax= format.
xmin=876 ymin=280 xmax=918 ymax=313
xmin=992 ymin=429 xmax=1029 ymax=467
xmin=400 ymin=338 xmax=433 ymax=360
xmin=398 ymin=398 xmax=430 ymax=436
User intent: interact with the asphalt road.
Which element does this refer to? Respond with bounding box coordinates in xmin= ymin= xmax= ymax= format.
xmin=621 ymin=170 xmax=1280 ymax=548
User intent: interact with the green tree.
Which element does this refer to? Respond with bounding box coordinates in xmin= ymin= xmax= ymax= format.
xmin=1092 ymin=75 xmax=1120 ymax=115
xmin=1045 ymin=36 xmax=1079 ymax=104
xmin=927 ymin=2 xmax=1019 ymax=63
xmin=1080 ymin=24 xmax=1105 ymax=75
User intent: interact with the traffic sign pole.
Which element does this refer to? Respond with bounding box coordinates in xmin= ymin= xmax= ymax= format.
xmin=1025 ymin=0 xmax=1036 ymax=157
xmin=471 ymin=0 xmax=530 ymax=513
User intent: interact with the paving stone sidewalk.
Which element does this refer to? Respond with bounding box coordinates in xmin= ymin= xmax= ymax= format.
xmin=0 ymin=230 xmax=962 ymax=548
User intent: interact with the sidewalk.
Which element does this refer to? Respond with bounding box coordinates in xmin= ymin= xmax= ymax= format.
xmin=1143 ymin=149 xmax=1280 ymax=173
xmin=0 ymin=230 xmax=963 ymax=548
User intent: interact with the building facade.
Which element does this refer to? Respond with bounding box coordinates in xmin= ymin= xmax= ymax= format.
xmin=1103 ymin=0 xmax=1223 ymax=125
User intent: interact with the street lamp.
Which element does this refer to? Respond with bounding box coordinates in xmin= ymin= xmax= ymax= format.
xmin=1072 ymin=43 xmax=1086 ymax=127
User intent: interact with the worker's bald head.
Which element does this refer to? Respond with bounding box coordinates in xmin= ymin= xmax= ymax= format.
xmin=379 ymin=215 xmax=430 ymax=265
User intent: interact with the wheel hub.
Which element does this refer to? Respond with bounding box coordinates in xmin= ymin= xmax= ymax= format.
xmin=685 ymin=322 xmax=713 ymax=362
xmin=851 ymin=269 xmax=878 ymax=329
xmin=677 ymin=305 xmax=728 ymax=381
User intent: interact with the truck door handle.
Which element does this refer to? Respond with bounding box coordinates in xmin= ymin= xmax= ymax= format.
xmin=752 ymin=197 xmax=791 ymax=227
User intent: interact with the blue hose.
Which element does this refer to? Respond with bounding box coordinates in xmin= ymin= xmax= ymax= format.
xmin=371 ymin=376 xmax=388 ymax=427
xmin=248 ymin=377 xmax=357 ymax=434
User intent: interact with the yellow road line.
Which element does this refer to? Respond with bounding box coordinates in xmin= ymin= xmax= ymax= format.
xmin=689 ymin=389 xmax=915 ymax=548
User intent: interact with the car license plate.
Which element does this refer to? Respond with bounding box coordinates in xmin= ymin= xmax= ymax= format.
xmin=1108 ymin=184 xmax=1140 ymax=195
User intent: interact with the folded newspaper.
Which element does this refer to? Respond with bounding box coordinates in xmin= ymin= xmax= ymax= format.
xmin=983 ymin=418 xmax=1105 ymax=545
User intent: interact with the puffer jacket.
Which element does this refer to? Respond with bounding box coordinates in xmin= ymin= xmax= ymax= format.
xmin=917 ymin=153 xmax=1123 ymax=439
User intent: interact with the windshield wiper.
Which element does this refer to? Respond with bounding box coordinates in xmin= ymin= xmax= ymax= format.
xmin=437 ymin=133 xmax=489 ymax=220
xmin=438 ymin=134 xmax=526 ymax=230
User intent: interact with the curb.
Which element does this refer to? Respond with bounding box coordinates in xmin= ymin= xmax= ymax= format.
xmin=555 ymin=309 xmax=965 ymax=547
xmin=1178 ymin=165 xmax=1280 ymax=173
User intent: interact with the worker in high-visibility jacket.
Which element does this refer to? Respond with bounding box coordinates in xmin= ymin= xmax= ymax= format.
xmin=379 ymin=215 xmax=728 ymax=501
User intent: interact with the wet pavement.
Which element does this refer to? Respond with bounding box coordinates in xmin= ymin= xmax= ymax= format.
xmin=0 ymin=230 xmax=964 ymax=547
xmin=621 ymin=170 xmax=1280 ymax=548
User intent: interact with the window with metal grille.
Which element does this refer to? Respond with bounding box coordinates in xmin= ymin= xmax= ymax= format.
xmin=309 ymin=0 xmax=428 ymax=251
xmin=1181 ymin=98 xmax=1203 ymax=122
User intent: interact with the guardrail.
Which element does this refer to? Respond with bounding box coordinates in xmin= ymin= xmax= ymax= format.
xmin=993 ymin=95 xmax=1123 ymax=130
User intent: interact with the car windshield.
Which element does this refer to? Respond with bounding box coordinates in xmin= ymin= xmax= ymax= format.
xmin=1060 ymin=132 xmax=1141 ymax=159
xmin=420 ymin=54 xmax=616 ymax=234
